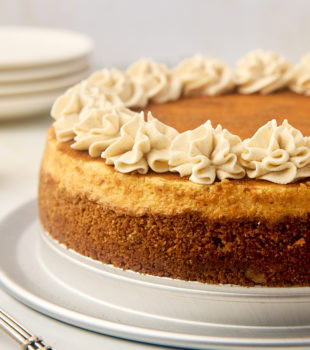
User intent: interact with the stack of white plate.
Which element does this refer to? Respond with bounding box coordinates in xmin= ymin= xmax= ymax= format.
xmin=0 ymin=27 xmax=93 ymax=120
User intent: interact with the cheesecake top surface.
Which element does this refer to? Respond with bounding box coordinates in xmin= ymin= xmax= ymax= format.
xmin=49 ymin=51 xmax=310 ymax=186
xmin=145 ymin=92 xmax=310 ymax=139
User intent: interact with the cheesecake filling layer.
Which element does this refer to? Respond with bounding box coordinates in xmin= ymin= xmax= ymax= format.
xmin=42 ymin=129 xmax=310 ymax=223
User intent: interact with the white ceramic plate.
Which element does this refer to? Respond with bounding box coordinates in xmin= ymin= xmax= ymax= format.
xmin=0 ymin=68 xmax=89 ymax=96
xmin=41 ymin=227 xmax=310 ymax=328
xmin=0 ymin=56 xmax=90 ymax=83
xmin=0 ymin=199 xmax=310 ymax=349
xmin=0 ymin=27 xmax=93 ymax=68
xmin=0 ymin=88 xmax=64 ymax=120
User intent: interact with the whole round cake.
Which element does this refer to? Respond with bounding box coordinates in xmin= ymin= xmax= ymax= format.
xmin=39 ymin=50 xmax=310 ymax=287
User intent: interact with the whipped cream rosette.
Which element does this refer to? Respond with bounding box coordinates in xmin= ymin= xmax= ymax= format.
xmin=101 ymin=112 xmax=150 ymax=174
xmin=144 ymin=113 xmax=179 ymax=173
xmin=169 ymin=121 xmax=245 ymax=184
xmin=241 ymin=119 xmax=310 ymax=184
xmin=88 ymin=69 xmax=148 ymax=108
xmin=175 ymin=55 xmax=235 ymax=96
xmin=52 ymin=81 xmax=122 ymax=142
xmin=234 ymin=50 xmax=292 ymax=94
xmin=127 ymin=58 xmax=182 ymax=104
xmin=71 ymin=104 xmax=136 ymax=157
xmin=289 ymin=54 xmax=310 ymax=96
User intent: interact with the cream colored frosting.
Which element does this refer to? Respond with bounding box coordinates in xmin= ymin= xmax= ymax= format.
xmin=52 ymin=53 xmax=310 ymax=185
xmin=102 ymin=112 xmax=179 ymax=174
xmin=88 ymin=69 xmax=148 ymax=108
xmin=241 ymin=119 xmax=310 ymax=184
xmin=144 ymin=113 xmax=179 ymax=172
xmin=102 ymin=112 xmax=150 ymax=174
xmin=127 ymin=59 xmax=182 ymax=103
xmin=52 ymin=80 xmax=121 ymax=119
xmin=54 ymin=93 xmax=179 ymax=175
xmin=52 ymin=81 xmax=122 ymax=142
xmin=175 ymin=55 xmax=235 ymax=96
xmin=234 ymin=50 xmax=292 ymax=94
xmin=71 ymin=104 xmax=136 ymax=156
xmin=289 ymin=54 xmax=310 ymax=96
xmin=169 ymin=121 xmax=245 ymax=184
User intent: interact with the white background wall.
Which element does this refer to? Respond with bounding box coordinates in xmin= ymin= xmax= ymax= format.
xmin=1 ymin=0 xmax=310 ymax=68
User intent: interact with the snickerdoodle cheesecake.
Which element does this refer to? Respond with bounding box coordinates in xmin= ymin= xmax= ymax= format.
xmin=39 ymin=50 xmax=310 ymax=287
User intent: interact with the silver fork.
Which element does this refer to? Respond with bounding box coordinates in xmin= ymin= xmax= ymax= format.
xmin=0 ymin=307 xmax=53 ymax=349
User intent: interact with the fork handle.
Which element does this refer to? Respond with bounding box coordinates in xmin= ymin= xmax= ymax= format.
xmin=0 ymin=308 xmax=52 ymax=349
xmin=0 ymin=317 xmax=26 ymax=344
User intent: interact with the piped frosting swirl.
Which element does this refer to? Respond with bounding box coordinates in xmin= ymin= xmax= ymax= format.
xmin=234 ymin=50 xmax=292 ymax=94
xmin=127 ymin=59 xmax=182 ymax=104
xmin=289 ymin=54 xmax=310 ymax=96
xmin=52 ymin=81 xmax=122 ymax=142
xmin=175 ymin=55 xmax=235 ymax=96
xmin=241 ymin=119 xmax=310 ymax=184
xmin=169 ymin=121 xmax=245 ymax=184
xmin=88 ymin=69 xmax=148 ymax=108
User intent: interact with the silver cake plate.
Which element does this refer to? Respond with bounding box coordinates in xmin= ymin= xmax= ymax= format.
xmin=1 ymin=199 xmax=310 ymax=349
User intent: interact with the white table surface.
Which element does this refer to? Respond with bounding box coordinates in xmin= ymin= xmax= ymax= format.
xmin=0 ymin=115 xmax=174 ymax=350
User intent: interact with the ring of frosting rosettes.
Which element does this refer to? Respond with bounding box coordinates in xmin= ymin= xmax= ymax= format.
xmin=52 ymin=50 xmax=310 ymax=185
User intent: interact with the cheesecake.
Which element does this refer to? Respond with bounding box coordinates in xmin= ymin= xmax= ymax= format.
xmin=38 ymin=51 xmax=310 ymax=286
